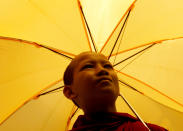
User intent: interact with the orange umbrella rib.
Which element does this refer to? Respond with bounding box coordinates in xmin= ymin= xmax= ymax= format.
xmin=110 ymin=37 xmax=183 ymax=57
xmin=99 ymin=0 xmax=137 ymax=53
xmin=77 ymin=0 xmax=92 ymax=52
xmin=39 ymin=45 xmax=76 ymax=58
xmin=32 ymin=78 xmax=63 ymax=99
xmin=116 ymin=69 xmax=183 ymax=108
xmin=0 ymin=36 xmax=75 ymax=58
xmin=0 ymin=78 xmax=63 ymax=125
xmin=65 ymin=105 xmax=78 ymax=131
xmin=0 ymin=36 xmax=41 ymax=48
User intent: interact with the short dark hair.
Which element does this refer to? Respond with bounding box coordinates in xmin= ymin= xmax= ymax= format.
xmin=64 ymin=52 xmax=95 ymax=85
xmin=63 ymin=61 xmax=75 ymax=86
xmin=63 ymin=60 xmax=80 ymax=107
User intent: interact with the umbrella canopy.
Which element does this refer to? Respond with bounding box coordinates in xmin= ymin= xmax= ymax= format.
xmin=0 ymin=0 xmax=91 ymax=54
xmin=80 ymin=0 xmax=183 ymax=52
xmin=0 ymin=0 xmax=183 ymax=130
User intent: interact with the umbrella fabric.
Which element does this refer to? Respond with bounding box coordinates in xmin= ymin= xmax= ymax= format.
xmin=0 ymin=38 xmax=71 ymax=124
xmin=0 ymin=0 xmax=91 ymax=54
xmin=79 ymin=0 xmax=135 ymax=51
xmin=1 ymin=38 xmax=183 ymax=131
xmin=0 ymin=0 xmax=90 ymax=124
xmin=80 ymin=0 xmax=183 ymax=53
xmin=0 ymin=0 xmax=183 ymax=130
xmin=0 ymin=0 xmax=135 ymax=124
xmin=79 ymin=0 xmax=183 ymax=112
xmin=112 ymin=39 xmax=183 ymax=113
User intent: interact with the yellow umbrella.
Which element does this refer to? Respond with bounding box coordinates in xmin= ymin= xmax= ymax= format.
xmin=0 ymin=0 xmax=183 ymax=130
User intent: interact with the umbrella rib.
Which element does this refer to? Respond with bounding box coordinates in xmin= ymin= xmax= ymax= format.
xmin=66 ymin=106 xmax=79 ymax=130
xmin=110 ymin=37 xmax=183 ymax=57
xmin=119 ymin=80 xmax=143 ymax=94
xmin=79 ymin=4 xmax=97 ymax=52
xmin=37 ymin=86 xmax=64 ymax=97
xmin=70 ymin=107 xmax=79 ymax=120
xmin=108 ymin=9 xmax=132 ymax=60
xmin=117 ymin=69 xmax=183 ymax=109
xmin=39 ymin=44 xmax=73 ymax=60
xmin=119 ymin=79 xmax=151 ymax=130
xmin=112 ymin=17 xmax=128 ymax=65
xmin=0 ymin=36 xmax=73 ymax=60
xmin=118 ymin=45 xmax=151 ymax=72
xmin=119 ymin=93 xmax=151 ymax=131
xmin=113 ymin=43 xmax=155 ymax=67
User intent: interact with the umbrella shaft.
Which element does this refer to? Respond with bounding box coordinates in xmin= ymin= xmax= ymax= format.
xmin=119 ymin=93 xmax=151 ymax=131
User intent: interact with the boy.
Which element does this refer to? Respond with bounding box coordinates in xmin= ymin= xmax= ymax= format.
xmin=63 ymin=52 xmax=167 ymax=131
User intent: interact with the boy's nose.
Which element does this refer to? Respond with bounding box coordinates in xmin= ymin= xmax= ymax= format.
xmin=96 ymin=65 xmax=109 ymax=76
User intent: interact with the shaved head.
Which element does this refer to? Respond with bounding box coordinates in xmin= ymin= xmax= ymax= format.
xmin=64 ymin=52 xmax=107 ymax=85
xmin=63 ymin=51 xmax=119 ymax=112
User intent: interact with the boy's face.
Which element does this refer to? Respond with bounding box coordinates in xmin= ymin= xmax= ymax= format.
xmin=67 ymin=52 xmax=119 ymax=109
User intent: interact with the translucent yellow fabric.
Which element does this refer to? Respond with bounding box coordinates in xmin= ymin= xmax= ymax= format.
xmin=1 ymin=0 xmax=183 ymax=130
xmin=0 ymin=0 xmax=90 ymax=55
xmin=0 ymin=38 xmax=71 ymax=124
xmin=112 ymin=39 xmax=183 ymax=112
xmin=117 ymin=83 xmax=183 ymax=131
xmin=80 ymin=0 xmax=183 ymax=53
xmin=1 ymin=38 xmax=183 ymax=130
xmin=0 ymin=81 xmax=73 ymax=131
xmin=80 ymin=0 xmax=135 ymax=51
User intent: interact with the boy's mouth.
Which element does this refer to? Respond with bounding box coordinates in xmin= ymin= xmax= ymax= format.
xmin=97 ymin=77 xmax=112 ymax=83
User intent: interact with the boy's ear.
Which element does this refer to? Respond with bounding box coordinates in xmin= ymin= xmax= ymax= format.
xmin=63 ymin=85 xmax=77 ymax=99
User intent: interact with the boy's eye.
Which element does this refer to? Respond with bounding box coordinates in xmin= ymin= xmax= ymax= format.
xmin=104 ymin=64 xmax=113 ymax=69
xmin=81 ymin=64 xmax=94 ymax=70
